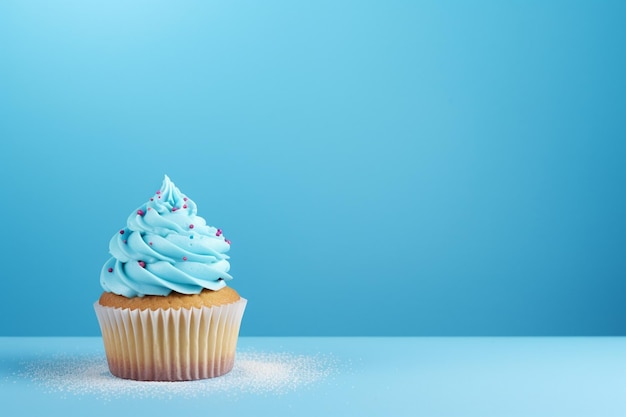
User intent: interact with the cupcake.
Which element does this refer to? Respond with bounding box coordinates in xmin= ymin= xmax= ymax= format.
xmin=94 ymin=175 xmax=246 ymax=381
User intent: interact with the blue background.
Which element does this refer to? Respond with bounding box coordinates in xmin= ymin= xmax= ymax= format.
xmin=0 ymin=0 xmax=625 ymax=336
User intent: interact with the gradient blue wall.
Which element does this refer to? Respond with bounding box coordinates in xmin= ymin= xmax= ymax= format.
xmin=1 ymin=1 xmax=625 ymax=336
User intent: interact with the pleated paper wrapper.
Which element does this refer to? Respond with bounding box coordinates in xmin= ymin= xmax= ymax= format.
xmin=93 ymin=298 xmax=247 ymax=381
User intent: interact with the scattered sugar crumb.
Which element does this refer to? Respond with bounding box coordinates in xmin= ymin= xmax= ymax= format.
xmin=16 ymin=351 xmax=336 ymax=400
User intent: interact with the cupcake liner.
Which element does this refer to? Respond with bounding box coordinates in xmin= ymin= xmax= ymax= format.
xmin=94 ymin=298 xmax=247 ymax=381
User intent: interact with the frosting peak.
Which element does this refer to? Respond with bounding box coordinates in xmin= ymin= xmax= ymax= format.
xmin=100 ymin=175 xmax=233 ymax=297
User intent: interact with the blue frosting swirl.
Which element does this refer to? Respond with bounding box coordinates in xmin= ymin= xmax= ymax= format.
xmin=100 ymin=175 xmax=233 ymax=297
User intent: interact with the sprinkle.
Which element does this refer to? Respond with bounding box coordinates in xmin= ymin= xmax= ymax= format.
xmin=216 ymin=229 xmax=222 ymax=237
xmin=189 ymin=224 xmax=194 ymax=229
xmin=119 ymin=230 xmax=125 ymax=235
xmin=172 ymin=207 xmax=178 ymax=212
xmin=150 ymin=198 xmax=154 ymax=201
xmin=225 ymin=239 xmax=231 ymax=245
xmin=148 ymin=207 xmax=151 ymax=211
xmin=137 ymin=209 xmax=144 ymax=216
xmin=156 ymin=190 xmax=161 ymax=194
xmin=182 ymin=256 xmax=188 ymax=261
xmin=158 ymin=196 xmax=161 ymax=199
xmin=138 ymin=261 xmax=146 ymax=268
xmin=149 ymin=242 xmax=153 ymax=246
xmin=184 ymin=197 xmax=188 ymax=201
xmin=107 ymin=268 xmax=113 ymax=273
xmin=183 ymin=204 xmax=187 ymax=209
xmin=123 ymin=240 xmax=127 ymax=244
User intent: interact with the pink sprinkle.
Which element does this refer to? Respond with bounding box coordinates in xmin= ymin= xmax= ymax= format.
xmin=183 ymin=197 xmax=188 ymax=201
xmin=183 ymin=204 xmax=187 ymax=209
xmin=172 ymin=207 xmax=178 ymax=212
xmin=182 ymin=256 xmax=188 ymax=261
xmin=225 ymin=239 xmax=231 ymax=245
xmin=149 ymin=242 xmax=153 ymax=246
xmin=189 ymin=224 xmax=194 ymax=229
xmin=137 ymin=209 xmax=144 ymax=216
xmin=119 ymin=230 xmax=125 ymax=235
xmin=108 ymin=267 xmax=113 ymax=273
xmin=148 ymin=207 xmax=151 ymax=211
xmin=158 ymin=196 xmax=161 ymax=199
xmin=123 ymin=240 xmax=127 ymax=244
xmin=156 ymin=190 xmax=161 ymax=194
xmin=150 ymin=198 xmax=154 ymax=201
xmin=138 ymin=261 xmax=146 ymax=268
xmin=216 ymin=229 xmax=222 ymax=237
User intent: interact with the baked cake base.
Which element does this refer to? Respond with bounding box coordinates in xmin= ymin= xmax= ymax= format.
xmin=94 ymin=291 xmax=246 ymax=381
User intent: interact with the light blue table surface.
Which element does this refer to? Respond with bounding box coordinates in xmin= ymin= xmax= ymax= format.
xmin=1 ymin=337 xmax=625 ymax=417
